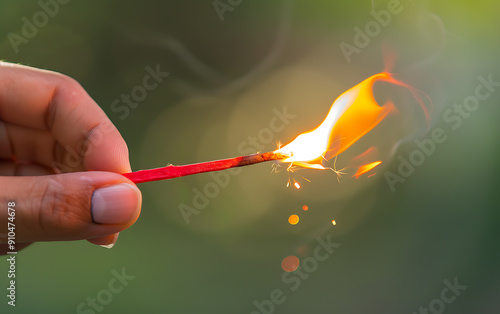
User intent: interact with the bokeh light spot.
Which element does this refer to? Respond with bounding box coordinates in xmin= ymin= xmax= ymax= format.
xmin=288 ymin=214 xmax=299 ymax=225
xmin=302 ymin=205 xmax=308 ymax=211
xmin=281 ymin=255 xmax=300 ymax=272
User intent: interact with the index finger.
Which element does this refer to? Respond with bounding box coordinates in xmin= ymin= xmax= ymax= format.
xmin=0 ymin=62 xmax=130 ymax=173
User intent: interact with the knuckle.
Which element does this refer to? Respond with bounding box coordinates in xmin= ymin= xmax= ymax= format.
xmin=36 ymin=176 xmax=91 ymax=238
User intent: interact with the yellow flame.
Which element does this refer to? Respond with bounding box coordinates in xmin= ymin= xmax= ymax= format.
xmin=275 ymin=72 xmax=404 ymax=169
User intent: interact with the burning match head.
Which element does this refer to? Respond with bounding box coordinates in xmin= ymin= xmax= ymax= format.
xmin=272 ymin=151 xmax=293 ymax=160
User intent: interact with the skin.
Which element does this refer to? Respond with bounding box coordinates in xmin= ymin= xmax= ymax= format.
xmin=0 ymin=62 xmax=142 ymax=254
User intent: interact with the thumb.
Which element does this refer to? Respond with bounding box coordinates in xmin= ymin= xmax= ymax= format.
xmin=0 ymin=171 xmax=141 ymax=244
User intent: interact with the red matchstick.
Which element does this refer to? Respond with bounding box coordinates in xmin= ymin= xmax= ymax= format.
xmin=122 ymin=151 xmax=289 ymax=184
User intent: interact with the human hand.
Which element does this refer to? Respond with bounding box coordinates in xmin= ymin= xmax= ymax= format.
xmin=0 ymin=62 xmax=142 ymax=254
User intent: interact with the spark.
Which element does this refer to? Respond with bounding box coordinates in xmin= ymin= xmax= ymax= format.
xmin=271 ymin=163 xmax=281 ymax=174
xmin=329 ymin=156 xmax=347 ymax=183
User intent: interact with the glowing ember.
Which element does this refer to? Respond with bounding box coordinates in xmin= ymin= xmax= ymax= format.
xmin=275 ymin=72 xmax=428 ymax=175
xmin=302 ymin=205 xmax=308 ymax=211
xmin=331 ymin=219 xmax=337 ymax=226
xmin=288 ymin=214 xmax=299 ymax=225
xmin=294 ymin=181 xmax=301 ymax=189
xmin=281 ymin=255 xmax=300 ymax=272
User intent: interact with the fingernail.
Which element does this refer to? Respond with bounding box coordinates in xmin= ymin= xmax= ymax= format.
xmin=91 ymin=183 xmax=141 ymax=224
xmin=99 ymin=233 xmax=120 ymax=249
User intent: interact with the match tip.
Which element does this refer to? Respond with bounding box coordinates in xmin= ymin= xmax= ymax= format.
xmin=272 ymin=151 xmax=292 ymax=160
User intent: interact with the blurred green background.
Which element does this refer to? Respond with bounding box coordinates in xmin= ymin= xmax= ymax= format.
xmin=1 ymin=0 xmax=499 ymax=313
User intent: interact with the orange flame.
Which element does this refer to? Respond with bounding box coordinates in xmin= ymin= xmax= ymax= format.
xmin=353 ymin=161 xmax=382 ymax=179
xmin=275 ymin=72 xmax=428 ymax=176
